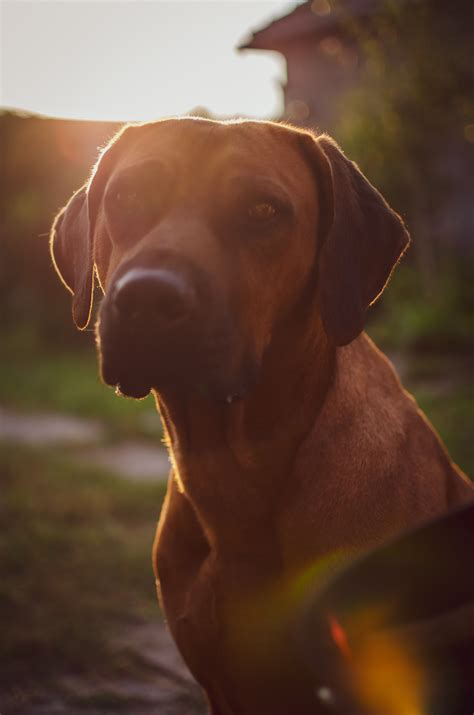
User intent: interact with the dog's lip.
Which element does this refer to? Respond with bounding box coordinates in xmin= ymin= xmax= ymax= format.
xmin=99 ymin=345 xmax=258 ymax=402
xmin=96 ymin=302 xmax=260 ymax=401
xmin=115 ymin=382 xmax=151 ymax=400
xmin=99 ymin=351 xmax=153 ymax=399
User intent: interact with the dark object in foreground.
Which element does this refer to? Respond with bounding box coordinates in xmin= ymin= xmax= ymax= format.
xmin=300 ymin=503 xmax=474 ymax=714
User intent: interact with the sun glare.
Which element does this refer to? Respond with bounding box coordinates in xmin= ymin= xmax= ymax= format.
xmin=1 ymin=1 xmax=293 ymax=121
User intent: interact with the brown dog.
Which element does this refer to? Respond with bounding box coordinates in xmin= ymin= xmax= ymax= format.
xmin=50 ymin=118 xmax=472 ymax=714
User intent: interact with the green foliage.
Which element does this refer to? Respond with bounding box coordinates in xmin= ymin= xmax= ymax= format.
xmin=412 ymin=383 xmax=474 ymax=477
xmin=335 ymin=1 xmax=473 ymax=199
xmin=0 ymin=111 xmax=120 ymax=346
xmin=0 ymin=445 xmax=165 ymax=685
xmin=332 ymin=0 xmax=473 ymax=371
xmin=368 ymin=261 xmax=474 ymax=351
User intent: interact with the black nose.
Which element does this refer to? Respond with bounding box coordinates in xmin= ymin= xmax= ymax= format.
xmin=112 ymin=267 xmax=195 ymax=327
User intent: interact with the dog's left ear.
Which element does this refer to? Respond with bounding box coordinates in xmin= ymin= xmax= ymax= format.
xmin=302 ymin=133 xmax=410 ymax=346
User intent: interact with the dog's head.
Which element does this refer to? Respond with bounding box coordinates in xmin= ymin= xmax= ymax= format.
xmin=51 ymin=118 xmax=409 ymax=400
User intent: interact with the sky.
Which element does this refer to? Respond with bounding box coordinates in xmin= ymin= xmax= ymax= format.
xmin=0 ymin=0 xmax=297 ymax=121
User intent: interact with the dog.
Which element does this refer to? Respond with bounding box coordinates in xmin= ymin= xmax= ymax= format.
xmin=50 ymin=118 xmax=472 ymax=714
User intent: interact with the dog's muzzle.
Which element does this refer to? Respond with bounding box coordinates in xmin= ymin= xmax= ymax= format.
xmin=96 ymin=253 xmax=255 ymax=400
xmin=97 ymin=255 xmax=207 ymax=397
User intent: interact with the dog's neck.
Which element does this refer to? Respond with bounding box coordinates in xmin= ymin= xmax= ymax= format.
xmin=154 ymin=308 xmax=335 ymax=550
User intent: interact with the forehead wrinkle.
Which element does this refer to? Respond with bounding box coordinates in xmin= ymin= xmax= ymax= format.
xmin=115 ymin=119 xmax=224 ymax=184
xmin=219 ymin=124 xmax=314 ymax=195
xmin=105 ymin=119 xmax=316 ymax=213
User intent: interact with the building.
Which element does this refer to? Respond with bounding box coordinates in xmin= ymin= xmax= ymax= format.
xmin=239 ymin=0 xmax=379 ymax=131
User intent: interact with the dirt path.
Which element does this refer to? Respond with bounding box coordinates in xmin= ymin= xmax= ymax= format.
xmin=1 ymin=621 xmax=206 ymax=715
xmin=0 ymin=406 xmax=170 ymax=481
xmin=0 ymin=406 xmax=204 ymax=714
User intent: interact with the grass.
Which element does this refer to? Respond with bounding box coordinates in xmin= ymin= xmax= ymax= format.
xmin=367 ymin=263 xmax=473 ymax=352
xmin=0 ymin=445 xmax=166 ymax=689
xmin=407 ymin=381 xmax=474 ymax=476
xmin=0 ymin=345 xmax=161 ymax=442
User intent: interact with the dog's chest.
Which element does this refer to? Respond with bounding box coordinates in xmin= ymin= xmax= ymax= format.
xmin=173 ymin=542 xmax=316 ymax=712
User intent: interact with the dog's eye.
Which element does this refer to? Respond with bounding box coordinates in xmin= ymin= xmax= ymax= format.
xmin=248 ymin=202 xmax=277 ymax=223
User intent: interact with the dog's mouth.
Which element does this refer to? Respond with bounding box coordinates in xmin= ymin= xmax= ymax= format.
xmin=96 ymin=260 xmax=258 ymax=401
xmin=97 ymin=317 xmax=256 ymax=401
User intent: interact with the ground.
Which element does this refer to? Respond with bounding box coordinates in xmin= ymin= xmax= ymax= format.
xmin=0 ymin=344 xmax=472 ymax=714
xmin=0 ymin=405 xmax=205 ymax=715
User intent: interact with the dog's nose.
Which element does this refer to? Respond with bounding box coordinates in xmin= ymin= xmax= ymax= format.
xmin=112 ymin=267 xmax=195 ymax=327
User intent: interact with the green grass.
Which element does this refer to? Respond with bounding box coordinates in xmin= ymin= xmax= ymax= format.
xmin=408 ymin=383 xmax=474 ymax=476
xmin=0 ymin=346 xmax=161 ymax=441
xmin=367 ymin=263 xmax=473 ymax=352
xmin=0 ymin=445 xmax=166 ymax=687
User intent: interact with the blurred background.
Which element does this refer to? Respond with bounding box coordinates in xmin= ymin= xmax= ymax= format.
xmin=1 ymin=1 xmax=472 ymax=713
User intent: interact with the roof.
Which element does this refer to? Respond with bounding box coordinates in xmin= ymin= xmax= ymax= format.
xmin=238 ymin=0 xmax=379 ymax=51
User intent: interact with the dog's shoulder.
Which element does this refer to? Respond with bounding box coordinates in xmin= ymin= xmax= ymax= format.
xmin=325 ymin=333 xmax=470 ymax=498
xmin=314 ymin=332 xmax=409 ymax=464
xmin=281 ymin=334 xmax=472 ymax=563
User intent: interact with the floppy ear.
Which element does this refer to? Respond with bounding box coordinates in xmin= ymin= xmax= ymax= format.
xmin=304 ymin=134 xmax=410 ymax=346
xmin=50 ymin=124 xmax=140 ymax=329
xmin=50 ymin=185 xmax=94 ymax=330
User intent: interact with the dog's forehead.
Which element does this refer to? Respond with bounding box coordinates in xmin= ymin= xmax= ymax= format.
xmin=112 ymin=118 xmax=313 ymax=190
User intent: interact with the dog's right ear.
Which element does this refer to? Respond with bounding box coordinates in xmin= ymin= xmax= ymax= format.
xmin=50 ymin=185 xmax=93 ymax=330
xmin=50 ymin=123 xmax=140 ymax=330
